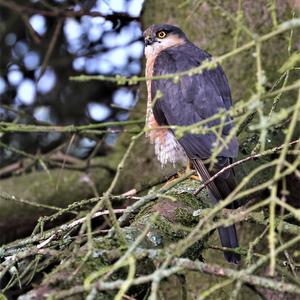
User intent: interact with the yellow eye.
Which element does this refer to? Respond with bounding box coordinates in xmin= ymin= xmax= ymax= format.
xmin=157 ymin=31 xmax=167 ymax=39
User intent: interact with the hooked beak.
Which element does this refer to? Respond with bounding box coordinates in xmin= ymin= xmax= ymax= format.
xmin=144 ymin=35 xmax=154 ymax=46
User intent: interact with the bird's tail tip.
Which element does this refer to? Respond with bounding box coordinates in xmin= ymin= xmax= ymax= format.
xmin=224 ymin=251 xmax=241 ymax=264
xmin=218 ymin=225 xmax=241 ymax=264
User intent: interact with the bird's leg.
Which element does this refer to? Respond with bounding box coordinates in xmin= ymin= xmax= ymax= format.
xmin=176 ymin=160 xmax=199 ymax=180
xmin=161 ymin=161 xmax=201 ymax=188
xmin=171 ymin=161 xmax=200 ymax=181
xmin=185 ymin=160 xmax=192 ymax=173
xmin=186 ymin=160 xmax=200 ymax=181
xmin=161 ymin=162 xmax=198 ymax=188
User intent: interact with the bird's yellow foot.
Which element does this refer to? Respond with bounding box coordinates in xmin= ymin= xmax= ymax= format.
xmin=191 ymin=174 xmax=200 ymax=181
xmin=161 ymin=162 xmax=201 ymax=188
xmin=186 ymin=160 xmax=200 ymax=181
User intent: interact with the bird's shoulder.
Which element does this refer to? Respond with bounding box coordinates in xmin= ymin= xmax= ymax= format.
xmin=155 ymin=42 xmax=233 ymax=110
xmin=153 ymin=43 xmax=211 ymax=75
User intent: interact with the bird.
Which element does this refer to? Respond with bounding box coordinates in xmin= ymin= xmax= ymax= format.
xmin=143 ymin=24 xmax=240 ymax=264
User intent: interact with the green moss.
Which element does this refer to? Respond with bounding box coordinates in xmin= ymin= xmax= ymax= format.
xmin=133 ymin=200 xmax=157 ymax=222
xmin=174 ymin=206 xmax=197 ymax=225
xmin=154 ymin=215 xmax=186 ymax=241
xmin=172 ymin=189 xmax=209 ymax=211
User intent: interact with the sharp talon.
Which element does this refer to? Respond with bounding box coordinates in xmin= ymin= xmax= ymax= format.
xmin=191 ymin=175 xmax=200 ymax=181
xmin=162 ymin=168 xmax=196 ymax=188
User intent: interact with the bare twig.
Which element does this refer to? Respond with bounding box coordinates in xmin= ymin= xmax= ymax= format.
xmin=194 ymin=139 xmax=300 ymax=195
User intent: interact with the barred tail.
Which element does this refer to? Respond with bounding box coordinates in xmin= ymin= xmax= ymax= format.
xmin=192 ymin=158 xmax=240 ymax=264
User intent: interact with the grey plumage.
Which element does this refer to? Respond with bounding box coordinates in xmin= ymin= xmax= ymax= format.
xmin=152 ymin=42 xmax=238 ymax=161
xmin=144 ymin=24 xmax=240 ymax=264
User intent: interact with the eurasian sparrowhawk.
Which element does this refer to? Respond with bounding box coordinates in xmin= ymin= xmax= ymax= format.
xmin=144 ymin=24 xmax=240 ymax=264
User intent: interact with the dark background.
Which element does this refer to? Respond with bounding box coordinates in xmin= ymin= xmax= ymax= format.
xmin=0 ymin=0 xmax=144 ymax=169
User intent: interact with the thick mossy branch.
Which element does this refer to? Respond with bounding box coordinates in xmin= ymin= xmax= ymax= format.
xmin=10 ymin=178 xmax=208 ymax=299
xmin=3 ymin=177 xmax=300 ymax=299
xmin=0 ymin=160 xmax=113 ymax=243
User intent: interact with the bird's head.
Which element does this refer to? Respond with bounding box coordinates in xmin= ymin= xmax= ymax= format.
xmin=143 ymin=24 xmax=187 ymax=57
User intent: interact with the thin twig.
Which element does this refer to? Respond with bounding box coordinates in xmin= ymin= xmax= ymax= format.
xmin=194 ymin=139 xmax=299 ymax=195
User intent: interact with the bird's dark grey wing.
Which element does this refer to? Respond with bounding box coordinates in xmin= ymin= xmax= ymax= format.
xmin=180 ymin=45 xmax=233 ymax=110
xmin=151 ymin=44 xmax=240 ymax=263
xmin=152 ymin=44 xmax=238 ymax=160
